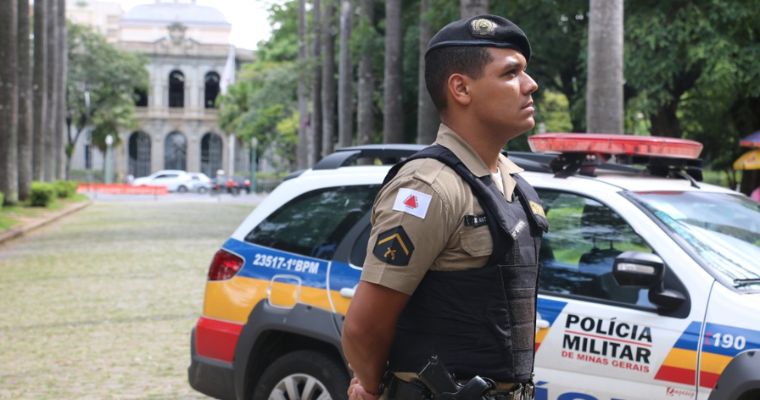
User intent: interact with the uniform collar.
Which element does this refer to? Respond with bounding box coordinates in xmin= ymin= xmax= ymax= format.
xmin=434 ymin=124 xmax=524 ymax=178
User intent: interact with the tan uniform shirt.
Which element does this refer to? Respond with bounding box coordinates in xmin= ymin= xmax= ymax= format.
xmin=361 ymin=124 xmax=524 ymax=295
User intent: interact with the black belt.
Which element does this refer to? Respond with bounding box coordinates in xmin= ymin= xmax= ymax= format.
xmin=384 ymin=375 xmax=534 ymax=400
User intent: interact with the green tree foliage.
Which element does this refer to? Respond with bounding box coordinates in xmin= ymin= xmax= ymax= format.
xmin=66 ymin=23 xmax=147 ymax=173
xmin=217 ymin=2 xmax=300 ymax=168
xmin=626 ymin=0 xmax=760 ymax=173
xmin=218 ymin=0 xmax=759 ymax=173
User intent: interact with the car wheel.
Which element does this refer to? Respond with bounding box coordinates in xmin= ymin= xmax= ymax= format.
xmin=198 ymin=187 xmax=208 ymax=194
xmin=177 ymin=185 xmax=188 ymax=193
xmin=252 ymin=350 xmax=349 ymax=400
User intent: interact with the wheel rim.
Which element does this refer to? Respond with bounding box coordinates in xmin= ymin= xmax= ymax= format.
xmin=268 ymin=373 xmax=332 ymax=400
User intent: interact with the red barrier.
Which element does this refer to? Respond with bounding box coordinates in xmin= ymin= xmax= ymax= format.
xmin=77 ymin=183 xmax=169 ymax=195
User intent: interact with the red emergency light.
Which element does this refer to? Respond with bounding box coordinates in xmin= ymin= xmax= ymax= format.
xmin=528 ymin=133 xmax=703 ymax=160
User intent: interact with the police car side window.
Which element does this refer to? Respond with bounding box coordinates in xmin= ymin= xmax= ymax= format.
xmin=245 ymin=186 xmax=379 ymax=261
xmin=537 ymin=190 xmax=654 ymax=307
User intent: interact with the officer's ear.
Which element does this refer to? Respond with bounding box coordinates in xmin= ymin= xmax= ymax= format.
xmin=447 ymin=73 xmax=472 ymax=107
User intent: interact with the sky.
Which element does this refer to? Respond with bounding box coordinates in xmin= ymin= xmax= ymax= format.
xmin=114 ymin=0 xmax=278 ymax=50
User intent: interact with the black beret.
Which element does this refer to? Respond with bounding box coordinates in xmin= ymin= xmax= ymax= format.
xmin=426 ymin=14 xmax=531 ymax=62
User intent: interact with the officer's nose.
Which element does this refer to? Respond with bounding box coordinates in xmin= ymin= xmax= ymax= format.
xmin=522 ymin=72 xmax=539 ymax=95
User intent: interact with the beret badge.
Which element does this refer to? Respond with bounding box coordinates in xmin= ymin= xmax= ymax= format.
xmin=470 ymin=18 xmax=497 ymax=37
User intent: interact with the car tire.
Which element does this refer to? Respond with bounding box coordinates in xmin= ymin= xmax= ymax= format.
xmin=177 ymin=185 xmax=188 ymax=193
xmin=252 ymin=350 xmax=349 ymax=400
xmin=198 ymin=187 xmax=208 ymax=194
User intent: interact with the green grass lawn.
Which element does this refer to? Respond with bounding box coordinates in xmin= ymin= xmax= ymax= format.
xmin=0 ymin=194 xmax=88 ymax=231
xmin=0 ymin=201 xmax=252 ymax=399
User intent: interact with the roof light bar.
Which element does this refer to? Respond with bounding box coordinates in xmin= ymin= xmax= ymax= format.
xmin=528 ymin=133 xmax=703 ymax=160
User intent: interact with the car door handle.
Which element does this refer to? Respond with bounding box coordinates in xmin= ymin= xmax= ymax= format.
xmin=339 ymin=286 xmax=356 ymax=298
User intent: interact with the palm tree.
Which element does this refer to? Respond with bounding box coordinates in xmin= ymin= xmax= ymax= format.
xmin=311 ymin=0 xmax=323 ymax=165
xmin=0 ymin=0 xmax=19 ymax=204
xmin=17 ymin=0 xmax=33 ymax=200
xmin=383 ymin=0 xmax=403 ymax=143
xmin=297 ymin=0 xmax=309 ymax=169
xmin=32 ymin=0 xmax=47 ymax=181
xmin=56 ymin=0 xmax=67 ymax=179
xmin=337 ymin=0 xmax=353 ymax=147
xmin=321 ymin=0 xmax=337 ymax=156
xmin=356 ymin=0 xmax=375 ymax=146
xmin=460 ymin=0 xmax=489 ymax=17
xmin=417 ymin=0 xmax=439 ymax=144
xmin=44 ymin=0 xmax=58 ymax=181
xmin=586 ymin=0 xmax=623 ymax=133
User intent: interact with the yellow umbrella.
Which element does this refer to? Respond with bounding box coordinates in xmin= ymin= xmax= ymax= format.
xmin=733 ymin=149 xmax=760 ymax=170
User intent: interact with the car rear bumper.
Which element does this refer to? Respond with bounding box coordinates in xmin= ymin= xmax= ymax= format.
xmin=188 ymin=327 xmax=236 ymax=400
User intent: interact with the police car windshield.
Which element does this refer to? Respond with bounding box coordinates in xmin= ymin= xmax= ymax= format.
xmin=630 ymin=191 xmax=760 ymax=289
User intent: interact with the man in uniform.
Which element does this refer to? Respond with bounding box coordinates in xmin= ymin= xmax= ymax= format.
xmin=341 ymin=14 xmax=548 ymax=400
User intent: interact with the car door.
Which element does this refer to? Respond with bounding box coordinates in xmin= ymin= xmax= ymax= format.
xmin=240 ymin=185 xmax=378 ymax=313
xmin=533 ymin=188 xmax=707 ymax=400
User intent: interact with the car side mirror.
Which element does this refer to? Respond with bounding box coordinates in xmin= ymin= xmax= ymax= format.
xmin=613 ymin=251 xmax=685 ymax=311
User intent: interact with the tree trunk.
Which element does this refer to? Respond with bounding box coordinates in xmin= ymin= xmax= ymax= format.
xmin=44 ymin=0 xmax=58 ymax=181
xmin=417 ymin=0 xmax=438 ymax=144
xmin=649 ymin=101 xmax=680 ymax=138
xmin=297 ymin=0 xmax=309 ymax=170
xmin=311 ymin=0 xmax=323 ymax=164
xmin=337 ymin=0 xmax=353 ymax=147
xmin=321 ymin=0 xmax=337 ymax=156
xmin=17 ymin=0 xmax=32 ymax=200
xmin=32 ymin=0 xmax=47 ymax=181
xmin=383 ymin=0 xmax=403 ymax=143
xmin=460 ymin=0 xmax=489 ymax=17
xmin=0 ymin=0 xmax=19 ymax=204
xmin=586 ymin=0 xmax=623 ymax=134
xmin=356 ymin=0 xmax=375 ymax=146
xmin=56 ymin=0 xmax=66 ymax=179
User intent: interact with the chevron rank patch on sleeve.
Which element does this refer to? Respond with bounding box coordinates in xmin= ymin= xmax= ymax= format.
xmin=373 ymin=226 xmax=415 ymax=266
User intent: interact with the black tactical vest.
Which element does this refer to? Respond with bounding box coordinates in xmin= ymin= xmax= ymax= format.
xmin=384 ymin=145 xmax=548 ymax=383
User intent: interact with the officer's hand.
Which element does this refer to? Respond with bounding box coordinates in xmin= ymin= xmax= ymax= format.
xmin=348 ymin=377 xmax=380 ymax=400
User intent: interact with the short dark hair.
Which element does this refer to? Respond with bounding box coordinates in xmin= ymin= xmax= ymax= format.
xmin=424 ymin=46 xmax=493 ymax=111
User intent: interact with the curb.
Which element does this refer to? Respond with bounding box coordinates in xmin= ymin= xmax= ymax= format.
xmin=0 ymin=200 xmax=93 ymax=245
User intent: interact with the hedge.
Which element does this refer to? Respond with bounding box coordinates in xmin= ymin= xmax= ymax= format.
xmin=54 ymin=180 xmax=79 ymax=198
xmin=30 ymin=182 xmax=56 ymax=207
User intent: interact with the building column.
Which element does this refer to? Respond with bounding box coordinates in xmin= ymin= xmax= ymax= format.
xmin=187 ymin=130 xmax=200 ymax=172
xmin=227 ymin=133 xmax=235 ymax=175
xmin=153 ymin=132 xmax=164 ymax=171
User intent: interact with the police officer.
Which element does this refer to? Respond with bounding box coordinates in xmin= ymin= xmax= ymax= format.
xmin=342 ymin=14 xmax=548 ymax=400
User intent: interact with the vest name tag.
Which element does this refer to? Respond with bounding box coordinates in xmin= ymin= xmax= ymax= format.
xmin=464 ymin=214 xmax=488 ymax=227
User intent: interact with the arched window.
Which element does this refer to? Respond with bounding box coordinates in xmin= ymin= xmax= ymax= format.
xmin=134 ymin=87 xmax=148 ymax=107
xmin=164 ymin=131 xmax=187 ymax=170
xmin=169 ymin=70 xmax=185 ymax=108
xmin=204 ymin=72 xmax=220 ymax=109
xmin=128 ymin=131 xmax=151 ymax=177
xmin=201 ymin=132 xmax=223 ymax=177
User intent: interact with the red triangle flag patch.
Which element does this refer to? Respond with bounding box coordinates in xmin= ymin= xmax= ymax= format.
xmin=403 ymin=195 xmax=418 ymax=209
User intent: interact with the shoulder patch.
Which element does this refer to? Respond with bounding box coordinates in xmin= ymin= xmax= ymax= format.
xmin=373 ymin=226 xmax=415 ymax=266
xmin=529 ymin=200 xmax=546 ymax=218
xmin=392 ymin=188 xmax=433 ymax=219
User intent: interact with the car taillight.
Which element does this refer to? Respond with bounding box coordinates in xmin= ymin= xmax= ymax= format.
xmin=207 ymin=249 xmax=244 ymax=281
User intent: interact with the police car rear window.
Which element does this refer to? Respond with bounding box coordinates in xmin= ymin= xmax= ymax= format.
xmin=245 ymin=185 xmax=379 ymax=260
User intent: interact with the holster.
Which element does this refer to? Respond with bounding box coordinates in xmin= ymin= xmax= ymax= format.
xmin=384 ymin=375 xmax=432 ymax=399
xmin=383 ymin=375 xmax=535 ymax=400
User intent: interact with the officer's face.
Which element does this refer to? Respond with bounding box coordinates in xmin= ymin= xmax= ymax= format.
xmin=469 ymin=48 xmax=538 ymax=140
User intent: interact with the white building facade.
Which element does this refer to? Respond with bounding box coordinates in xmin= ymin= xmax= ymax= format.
xmin=67 ymin=0 xmax=253 ymax=180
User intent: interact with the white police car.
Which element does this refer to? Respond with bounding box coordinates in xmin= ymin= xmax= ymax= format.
xmin=188 ymin=134 xmax=760 ymax=400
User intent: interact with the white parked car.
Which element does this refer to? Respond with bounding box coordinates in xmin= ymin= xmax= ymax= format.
xmin=131 ymin=169 xmax=192 ymax=192
xmin=188 ymin=135 xmax=760 ymax=400
xmin=188 ymin=172 xmax=213 ymax=193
